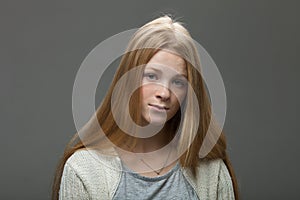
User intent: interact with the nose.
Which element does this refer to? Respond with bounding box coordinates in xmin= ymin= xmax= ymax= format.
xmin=155 ymin=85 xmax=170 ymax=101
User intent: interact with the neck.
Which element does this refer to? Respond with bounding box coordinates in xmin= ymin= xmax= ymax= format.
xmin=132 ymin=125 xmax=172 ymax=153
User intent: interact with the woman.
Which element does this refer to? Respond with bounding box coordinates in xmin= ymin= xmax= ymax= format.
xmin=52 ymin=15 xmax=239 ymax=200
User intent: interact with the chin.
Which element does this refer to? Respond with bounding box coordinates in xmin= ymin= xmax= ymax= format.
xmin=149 ymin=120 xmax=166 ymax=126
xmin=141 ymin=116 xmax=166 ymax=126
xmin=149 ymin=115 xmax=172 ymax=126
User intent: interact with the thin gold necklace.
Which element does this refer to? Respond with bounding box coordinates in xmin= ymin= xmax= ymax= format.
xmin=125 ymin=144 xmax=173 ymax=175
xmin=139 ymin=147 xmax=172 ymax=175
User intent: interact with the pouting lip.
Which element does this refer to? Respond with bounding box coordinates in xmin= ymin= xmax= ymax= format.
xmin=148 ymin=104 xmax=169 ymax=110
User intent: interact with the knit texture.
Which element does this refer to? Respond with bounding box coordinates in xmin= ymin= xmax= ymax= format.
xmin=59 ymin=149 xmax=234 ymax=200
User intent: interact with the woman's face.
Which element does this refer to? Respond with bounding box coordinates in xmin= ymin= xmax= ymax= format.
xmin=141 ymin=50 xmax=188 ymax=125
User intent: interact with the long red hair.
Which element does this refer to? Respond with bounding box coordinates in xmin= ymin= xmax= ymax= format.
xmin=52 ymin=15 xmax=239 ymax=200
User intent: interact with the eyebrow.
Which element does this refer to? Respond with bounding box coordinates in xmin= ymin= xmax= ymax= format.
xmin=146 ymin=66 xmax=187 ymax=78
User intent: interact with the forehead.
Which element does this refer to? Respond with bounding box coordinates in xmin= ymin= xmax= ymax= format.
xmin=146 ymin=50 xmax=187 ymax=75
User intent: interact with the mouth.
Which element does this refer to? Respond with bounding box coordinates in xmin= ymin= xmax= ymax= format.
xmin=148 ymin=104 xmax=169 ymax=110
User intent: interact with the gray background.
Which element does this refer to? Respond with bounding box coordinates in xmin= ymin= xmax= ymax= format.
xmin=1 ymin=0 xmax=299 ymax=199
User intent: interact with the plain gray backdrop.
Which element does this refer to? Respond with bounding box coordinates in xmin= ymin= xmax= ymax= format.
xmin=1 ymin=0 xmax=299 ymax=199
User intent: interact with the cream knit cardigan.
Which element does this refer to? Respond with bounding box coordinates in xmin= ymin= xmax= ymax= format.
xmin=59 ymin=149 xmax=235 ymax=200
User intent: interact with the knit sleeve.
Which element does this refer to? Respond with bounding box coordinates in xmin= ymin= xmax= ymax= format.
xmin=59 ymin=162 xmax=89 ymax=200
xmin=217 ymin=161 xmax=235 ymax=200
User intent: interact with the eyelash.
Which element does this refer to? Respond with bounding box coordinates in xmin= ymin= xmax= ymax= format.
xmin=144 ymin=73 xmax=157 ymax=80
xmin=173 ymin=79 xmax=186 ymax=86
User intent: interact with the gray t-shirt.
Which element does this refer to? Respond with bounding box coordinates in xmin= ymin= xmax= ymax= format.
xmin=113 ymin=162 xmax=199 ymax=200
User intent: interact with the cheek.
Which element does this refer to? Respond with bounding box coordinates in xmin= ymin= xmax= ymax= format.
xmin=140 ymin=85 xmax=151 ymax=101
xmin=173 ymin=90 xmax=187 ymax=104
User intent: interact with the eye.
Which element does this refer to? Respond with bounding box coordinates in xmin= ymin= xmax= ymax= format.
xmin=173 ymin=79 xmax=186 ymax=87
xmin=144 ymin=73 xmax=158 ymax=81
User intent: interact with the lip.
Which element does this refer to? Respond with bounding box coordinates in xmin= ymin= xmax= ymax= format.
xmin=148 ymin=104 xmax=169 ymax=111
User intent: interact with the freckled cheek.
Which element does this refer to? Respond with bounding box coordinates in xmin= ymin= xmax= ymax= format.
xmin=140 ymin=86 xmax=153 ymax=103
xmin=172 ymin=90 xmax=187 ymax=104
xmin=141 ymin=86 xmax=149 ymax=94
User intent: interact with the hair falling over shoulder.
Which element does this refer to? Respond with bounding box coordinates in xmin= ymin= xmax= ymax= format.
xmin=52 ymin=15 xmax=239 ymax=200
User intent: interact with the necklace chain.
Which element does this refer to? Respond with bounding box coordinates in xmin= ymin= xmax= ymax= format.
xmin=124 ymin=144 xmax=173 ymax=176
xmin=139 ymin=147 xmax=172 ymax=175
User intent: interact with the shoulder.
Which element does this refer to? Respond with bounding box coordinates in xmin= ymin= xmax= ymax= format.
xmin=65 ymin=149 xmax=122 ymax=178
xmin=199 ymin=159 xmax=232 ymax=184
xmin=184 ymin=158 xmax=231 ymax=183
xmin=62 ymin=149 xmax=109 ymax=188
xmin=59 ymin=150 xmax=98 ymax=199
xmin=65 ymin=149 xmax=99 ymax=171
xmin=65 ymin=149 xmax=121 ymax=184
xmin=182 ymin=159 xmax=234 ymax=199
xmin=61 ymin=149 xmax=122 ymax=199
